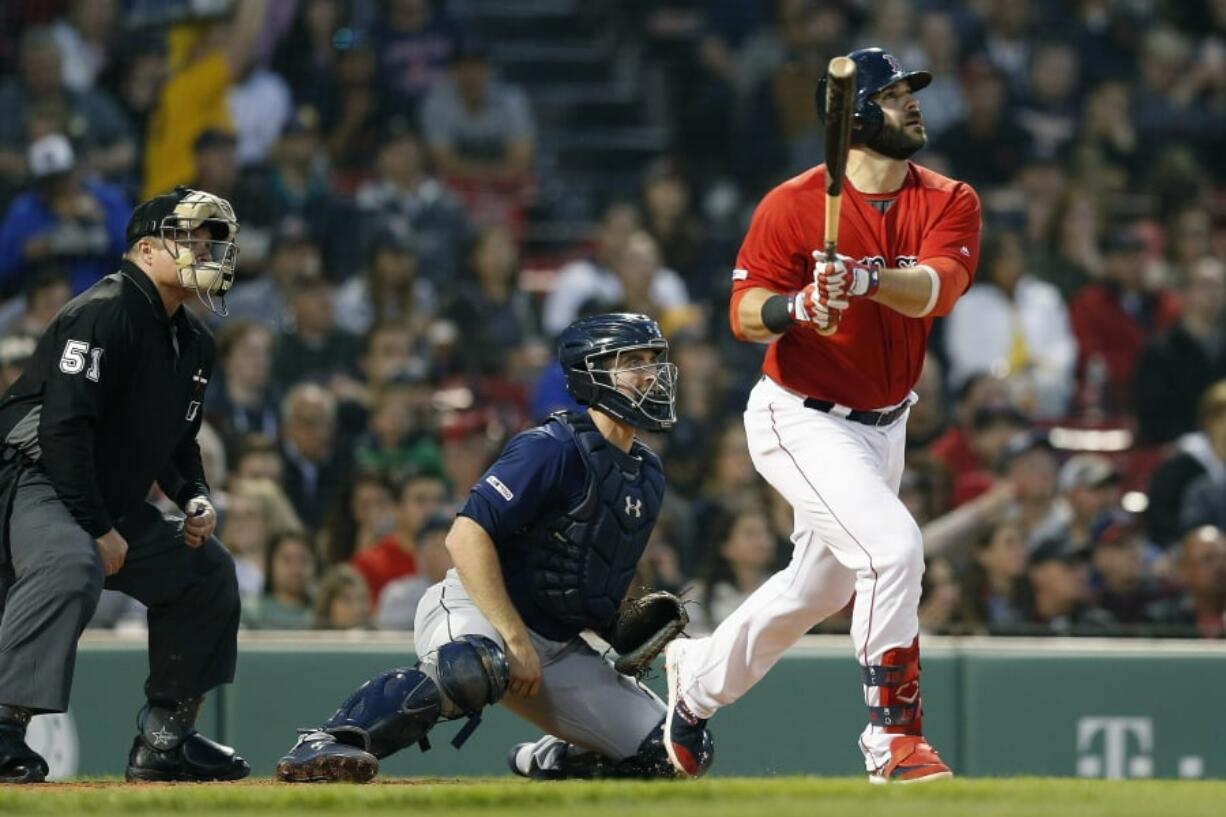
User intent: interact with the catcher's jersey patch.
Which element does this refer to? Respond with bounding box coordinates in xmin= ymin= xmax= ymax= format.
xmin=485 ymin=475 xmax=514 ymax=501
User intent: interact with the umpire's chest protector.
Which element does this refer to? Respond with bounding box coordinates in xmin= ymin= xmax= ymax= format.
xmin=529 ymin=412 xmax=664 ymax=631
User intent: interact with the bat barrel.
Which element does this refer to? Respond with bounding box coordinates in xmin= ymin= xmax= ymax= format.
xmin=823 ymin=57 xmax=857 ymax=199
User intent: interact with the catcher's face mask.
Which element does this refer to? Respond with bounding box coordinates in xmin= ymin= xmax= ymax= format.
xmin=588 ymin=345 xmax=678 ymax=431
xmin=158 ymin=189 xmax=239 ymax=317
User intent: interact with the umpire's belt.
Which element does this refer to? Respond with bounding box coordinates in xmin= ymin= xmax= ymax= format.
xmin=803 ymin=397 xmax=909 ymax=428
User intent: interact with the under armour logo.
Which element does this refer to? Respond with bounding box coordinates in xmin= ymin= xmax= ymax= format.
xmin=624 ymin=496 xmax=642 ymax=517
xmin=150 ymin=726 xmax=176 ymax=748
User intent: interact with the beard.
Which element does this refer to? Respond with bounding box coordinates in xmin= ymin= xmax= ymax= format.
xmin=866 ymin=119 xmax=927 ymax=160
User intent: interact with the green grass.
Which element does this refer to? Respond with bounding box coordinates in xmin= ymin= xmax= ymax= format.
xmin=1 ymin=777 xmax=1223 ymax=817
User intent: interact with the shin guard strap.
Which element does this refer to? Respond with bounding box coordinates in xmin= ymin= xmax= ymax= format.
xmin=867 ymin=704 xmax=920 ymax=728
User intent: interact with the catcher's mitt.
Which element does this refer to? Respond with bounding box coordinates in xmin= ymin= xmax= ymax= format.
xmin=606 ymin=591 xmax=688 ymax=677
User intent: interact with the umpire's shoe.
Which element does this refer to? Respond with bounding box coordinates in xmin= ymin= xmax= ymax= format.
xmin=125 ymin=704 xmax=250 ymax=782
xmin=276 ymin=730 xmax=379 ymax=784
xmin=663 ymin=641 xmax=714 ymax=778
xmin=0 ymin=727 xmax=48 ymax=783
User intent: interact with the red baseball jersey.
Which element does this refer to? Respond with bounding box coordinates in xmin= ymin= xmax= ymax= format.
xmin=731 ymin=162 xmax=981 ymax=410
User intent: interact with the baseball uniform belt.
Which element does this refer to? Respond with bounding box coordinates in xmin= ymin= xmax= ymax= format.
xmin=803 ymin=398 xmax=909 ymax=428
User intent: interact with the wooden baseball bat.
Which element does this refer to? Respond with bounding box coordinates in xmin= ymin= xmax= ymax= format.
xmin=816 ymin=56 xmax=857 ymax=335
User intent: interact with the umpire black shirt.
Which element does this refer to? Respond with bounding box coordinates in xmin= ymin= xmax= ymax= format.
xmin=0 ymin=260 xmax=214 ymax=537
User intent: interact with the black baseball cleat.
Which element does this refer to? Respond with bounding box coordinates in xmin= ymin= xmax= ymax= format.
xmin=0 ymin=729 xmax=48 ymax=784
xmin=663 ymin=641 xmax=714 ymax=778
xmin=125 ymin=731 xmax=250 ymax=782
xmin=276 ymin=730 xmax=378 ymax=784
xmin=125 ymin=705 xmax=249 ymax=782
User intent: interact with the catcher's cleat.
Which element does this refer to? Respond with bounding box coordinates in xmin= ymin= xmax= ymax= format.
xmin=507 ymin=742 xmax=534 ymax=778
xmin=276 ymin=730 xmax=378 ymax=784
xmin=662 ymin=641 xmax=713 ymax=779
xmin=0 ymin=728 xmax=48 ymax=784
xmin=506 ymin=740 xmax=566 ymax=780
xmin=868 ymin=735 xmax=953 ymax=784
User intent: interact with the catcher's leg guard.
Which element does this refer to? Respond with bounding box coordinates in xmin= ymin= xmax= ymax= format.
xmin=432 ymin=634 xmax=511 ymax=748
xmin=863 ymin=636 xmax=922 ymax=735
xmin=322 ymin=667 xmax=442 ymax=758
xmin=322 ymin=635 xmax=510 ymax=757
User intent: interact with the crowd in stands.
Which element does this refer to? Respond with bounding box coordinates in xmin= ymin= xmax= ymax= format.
xmin=1 ymin=0 xmax=1224 ymax=639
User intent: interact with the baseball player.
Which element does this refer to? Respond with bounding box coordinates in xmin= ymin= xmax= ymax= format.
xmin=276 ymin=313 xmax=712 ymax=782
xmin=0 ymin=187 xmax=249 ymax=782
xmin=662 ymin=49 xmax=980 ymax=783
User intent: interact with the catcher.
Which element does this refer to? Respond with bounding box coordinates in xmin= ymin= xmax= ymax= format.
xmin=276 ymin=313 xmax=712 ymax=782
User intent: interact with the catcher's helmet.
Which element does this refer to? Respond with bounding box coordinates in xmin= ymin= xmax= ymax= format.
xmin=558 ymin=313 xmax=677 ymax=433
xmin=815 ymin=48 xmax=932 ymax=145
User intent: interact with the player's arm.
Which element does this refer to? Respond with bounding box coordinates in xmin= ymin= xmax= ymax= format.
xmin=730 ymin=184 xmax=842 ymax=340
xmin=445 ymin=516 xmax=541 ymax=698
xmin=733 ymin=287 xmax=787 ymax=342
xmin=449 ymin=431 xmax=568 ymax=697
xmin=816 ymin=256 xmax=968 ymax=319
xmin=868 ymin=265 xmax=946 ymax=318
xmin=444 ymin=516 xmax=531 ymax=647
xmin=820 ymin=184 xmax=981 ymax=319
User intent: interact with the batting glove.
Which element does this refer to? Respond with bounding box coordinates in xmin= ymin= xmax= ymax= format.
xmin=788 ymin=283 xmax=842 ymax=334
xmin=812 ymin=251 xmax=880 ymax=309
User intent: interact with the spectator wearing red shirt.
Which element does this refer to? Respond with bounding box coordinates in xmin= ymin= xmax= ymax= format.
xmin=929 ymin=374 xmax=1026 ymax=506
xmin=1069 ymin=226 xmax=1179 ymax=416
xmin=350 ymin=471 xmax=448 ymax=603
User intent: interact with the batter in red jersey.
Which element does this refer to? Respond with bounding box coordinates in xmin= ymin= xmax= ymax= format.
xmin=661 ymin=48 xmax=980 ymax=783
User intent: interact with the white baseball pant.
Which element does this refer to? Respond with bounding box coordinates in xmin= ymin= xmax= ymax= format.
xmin=673 ymin=375 xmax=924 ymax=770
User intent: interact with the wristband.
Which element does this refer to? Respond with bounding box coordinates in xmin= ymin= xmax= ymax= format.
xmin=864 ymin=265 xmax=880 ymax=297
xmin=761 ymin=294 xmax=792 ymax=334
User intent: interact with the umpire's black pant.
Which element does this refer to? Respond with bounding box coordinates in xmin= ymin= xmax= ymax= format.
xmin=0 ymin=467 xmax=239 ymax=713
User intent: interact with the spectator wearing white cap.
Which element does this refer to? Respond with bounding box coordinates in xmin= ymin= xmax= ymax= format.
xmin=0 ymin=134 xmax=130 ymax=297
xmin=1045 ymin=454 xmax=1124 ymax=556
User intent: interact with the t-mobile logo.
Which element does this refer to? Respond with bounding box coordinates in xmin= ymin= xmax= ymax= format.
xmin=1076 ymin=717 xmax=1152 ymax=779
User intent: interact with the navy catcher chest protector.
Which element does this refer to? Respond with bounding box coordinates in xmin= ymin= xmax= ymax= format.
xmin=527 ymin=411 xmax=664 ymax=633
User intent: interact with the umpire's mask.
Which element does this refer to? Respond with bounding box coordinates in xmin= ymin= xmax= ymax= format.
xmin=128 ymin=186 xmax=240 ymax=317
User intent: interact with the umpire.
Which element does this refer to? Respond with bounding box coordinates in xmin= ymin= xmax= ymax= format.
xmin=0 ymin=187 xmax=249 ymax=783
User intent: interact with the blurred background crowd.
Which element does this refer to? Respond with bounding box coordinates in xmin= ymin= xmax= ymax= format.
xmin=0 ymin=0 xmax=1224 ymax=639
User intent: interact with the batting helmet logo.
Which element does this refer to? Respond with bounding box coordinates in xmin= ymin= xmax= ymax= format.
xmin=815 ymin=48 xmax=933 ymax=145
